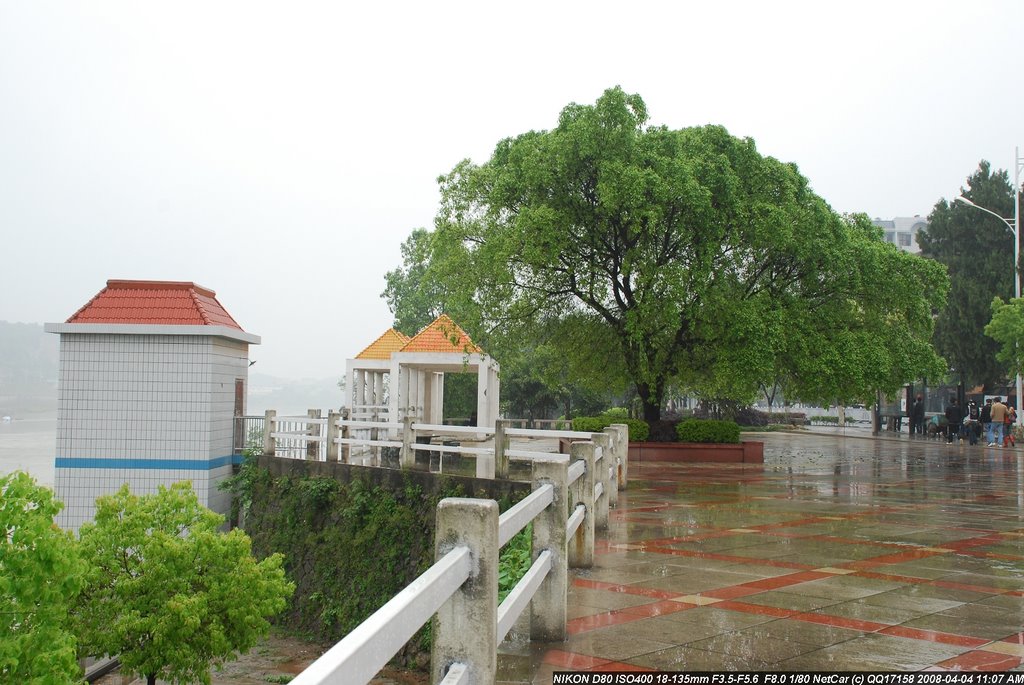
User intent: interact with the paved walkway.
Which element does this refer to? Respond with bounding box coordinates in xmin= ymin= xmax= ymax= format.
xmin=497 ymin=432 xmax=1024 ymax=681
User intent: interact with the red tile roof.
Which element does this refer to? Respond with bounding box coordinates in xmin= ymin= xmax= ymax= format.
xmin=400 ymin=315 xmax=482 ymax=355
xmin=66 ymin=280 xmax=244 ymax=330
xmin=355 ymin=328 xmax=411 ymax=360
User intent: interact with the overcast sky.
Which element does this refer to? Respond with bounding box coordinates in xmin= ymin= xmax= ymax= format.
xmin=2 ymin=1 xmax=1022 ymax=380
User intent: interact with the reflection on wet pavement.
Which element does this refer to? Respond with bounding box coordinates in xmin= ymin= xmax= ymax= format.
xmin=497 ymin=433 xmax=1024 ymax=681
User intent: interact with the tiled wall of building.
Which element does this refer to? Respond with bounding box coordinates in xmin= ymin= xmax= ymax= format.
xmin=54 ymin=333 xmax=249 ymax=530
xmin=208 ymin=337 xmax=248 ymax=516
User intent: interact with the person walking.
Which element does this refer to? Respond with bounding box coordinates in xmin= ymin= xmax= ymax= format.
xmin=965 ymin=400 xmax=981 ymax=445
xmin=945 ymin=398 xmax=963 ymax=444
xmin=981 ymin=399 xmax=993 ymax=446
xmin=911 ymin=395 xmax=925 ymax=437
xmin=989 ymin=397 xmax=1008 ymax=447
xmin=1004 ymin=405 xmax=1017 ymax=447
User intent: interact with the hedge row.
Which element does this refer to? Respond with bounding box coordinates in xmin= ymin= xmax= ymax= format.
xmin=675 ymin=418 xmax=741 ymax=444
xmin=570 ymin=415 xmax=746 ymax=444
xmin=571 ymin=415 xmax=650 ymax=442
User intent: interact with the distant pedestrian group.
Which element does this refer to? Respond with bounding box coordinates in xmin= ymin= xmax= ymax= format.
xmin=906 ymin=394 xmax=1017 ymax=446
xmin=935 ymin=396 xmax=1017 ymax=447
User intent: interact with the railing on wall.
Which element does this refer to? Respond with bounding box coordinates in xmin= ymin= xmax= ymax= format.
xmin=233 ymin=415 xmax=266 ymax=453
xmin=288 ymin=434 xmax=622 ymax=685
xmin=261 ymin=410 xmax=628 ymax=489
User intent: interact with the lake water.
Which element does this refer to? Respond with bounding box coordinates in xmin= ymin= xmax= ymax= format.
xmin=0 ymin=417 xmax=56 ymax=487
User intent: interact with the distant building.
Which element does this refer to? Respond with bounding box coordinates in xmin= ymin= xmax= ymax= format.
xmin=872 ymin=216 xmax=928 ymax=254
xmin=45 ymin=280 xmax=259 ymax=531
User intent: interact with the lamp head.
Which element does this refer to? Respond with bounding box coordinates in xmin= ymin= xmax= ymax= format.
xmin=955 ymin=195 xmax=977 ymax=207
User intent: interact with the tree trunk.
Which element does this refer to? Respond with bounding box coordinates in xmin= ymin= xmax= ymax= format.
xmin=147 ymin=675 xmax=157 ymax=685
xmin=637 ymin=383 xmax=662 ymax=423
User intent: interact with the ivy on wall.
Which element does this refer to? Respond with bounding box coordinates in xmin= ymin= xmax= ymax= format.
xmin=229 ymin=456 xmax=529 ymax=667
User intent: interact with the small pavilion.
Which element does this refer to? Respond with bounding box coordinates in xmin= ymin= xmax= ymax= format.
xmin=345 ymin=315 xmax=500 ymax=428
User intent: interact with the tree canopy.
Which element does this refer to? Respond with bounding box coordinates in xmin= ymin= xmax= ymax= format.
xmin=918 ymin=161 xmax=1018 ymax=390
xmin=985 ymin=296 xmax=1024 ymax=379
xmin=417 ymin=87 xmax=946 ymax=420
xmin=72 ymin=482 xmax=294 ymax=685
xmin=0 ymin=472 xmax=85 ymax=685
xmin=383 ymin=229 xmax=629 ymax=418
xmin=382 ymin=227 xmax=448 ymax=336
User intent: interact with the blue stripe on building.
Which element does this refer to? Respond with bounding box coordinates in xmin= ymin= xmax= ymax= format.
xmin=55 ymin=455 xmax=244 ymax=470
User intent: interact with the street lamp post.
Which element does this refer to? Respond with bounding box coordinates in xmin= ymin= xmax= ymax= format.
xmin=955 ymin=147 xmax=1024 ymax=426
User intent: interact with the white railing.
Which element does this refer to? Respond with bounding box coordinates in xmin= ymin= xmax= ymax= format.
xmin=288 ymin=436 xmax=615 ymax=685
xmin=262 ymin=411 xmax=629 ymax=493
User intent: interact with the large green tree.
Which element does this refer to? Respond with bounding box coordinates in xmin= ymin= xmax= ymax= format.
xmin=0 ymin=472 xmax=85 ymax=684
xmin=426 ymin=87 xmax=946 ymax=420
xmin=918 ymin=161 xmax=1018 ymax=390
xmin=72 ymin=482 xmax=294 ymax=685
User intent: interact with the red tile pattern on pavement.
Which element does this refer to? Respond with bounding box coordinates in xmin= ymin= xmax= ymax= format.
xmin=497 ymin=434 xmax=1024 ymax=682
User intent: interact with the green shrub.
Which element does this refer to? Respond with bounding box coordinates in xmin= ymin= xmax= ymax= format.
xmin=619 ymin=418 xmax=650 ymax=442
xmin=676 ymin=418 xmax=741 ymax=444
xmin=571 ymin=416 xmax=608 ymax=433
xmin=499 ymin=526 xmax=531 ymax=603
xmin=601 ymin=407 xmax=631 ymax=420
xmin=570 ymin=415 xmax=650 ymax=442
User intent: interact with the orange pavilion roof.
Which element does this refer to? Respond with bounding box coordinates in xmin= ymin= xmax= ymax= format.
xmin=400 ymin=315 xmax=482 ymax=355
xmin=355 ymin=328 xmax=411 ymax=360
xmin=66 ymin=280 xmax=244 ymax=329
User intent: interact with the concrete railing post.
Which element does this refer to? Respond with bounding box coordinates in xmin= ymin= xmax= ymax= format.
xmin=602 ymin=427 xmax=620 ymax=508
xmin=326 ymin=410 xmax=340 ymax=463
xmin=530 ymin=458 xmax=569 ymax=641
xmin=432 ymin=498 xmax=498 ymax=685
xmin=494 ymin=419 xmax=509 ymax=479
xmin=306 ymin=409 xmax=321 ymax=460
xmin=593 ymin=433 xmax=611 ymax=530
xmin=568 ymin=441 xmax=595 ymax=568
xmin=341 ymin=407 xmax=351 ymax=464
xmin=401 ymin=416 xmax=415 ymax=470
xmin=263 ymin=410 xmax=276 ymax=456
xmin=611 ymin=423 xmax=629 ymax=488
xmin=370 ymin=409 xmax=380 ymax=467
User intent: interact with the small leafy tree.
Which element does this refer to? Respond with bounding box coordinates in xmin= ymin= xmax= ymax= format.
xmin=985 ymin=296 xmax=1024 ymax=378
xmin=73 ymin=482 xmax=294 ymax=685
xmin=0 ymin=471 xmax=86 ymax=685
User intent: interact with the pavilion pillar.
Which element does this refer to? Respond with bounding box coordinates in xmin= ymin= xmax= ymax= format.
xmin=374 ymin=372 xmax=384 ymax=413
xmin=477 ymin=364 xmax=489 ymax=428
xmin=433 ymin=372 xmax=445 ymax=424
xmin=389 ymin=358 xmax=401 ymax=431
xmin=344 ymin=360 xmax=355 ymax=412
xmin=489 ymin=365 xmax=500 ymax=428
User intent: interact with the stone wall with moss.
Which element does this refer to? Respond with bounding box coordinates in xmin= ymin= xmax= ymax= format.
xmin=239 ymin=456 xmax=530 ymax=666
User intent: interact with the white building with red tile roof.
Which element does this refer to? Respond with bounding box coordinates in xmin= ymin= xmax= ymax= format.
xmin=45 ymin=280 xmax=259 ymax=530
xmin=345 ymin=314 xmax=500 ymax=429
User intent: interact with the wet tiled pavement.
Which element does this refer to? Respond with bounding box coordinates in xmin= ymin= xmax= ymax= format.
xmin=497 ymin=432 xmax=1024 ymax=681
